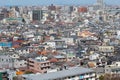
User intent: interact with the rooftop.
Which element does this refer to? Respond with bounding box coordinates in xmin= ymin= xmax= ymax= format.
xmin=22 ymin=67 xmax=94 ymax=80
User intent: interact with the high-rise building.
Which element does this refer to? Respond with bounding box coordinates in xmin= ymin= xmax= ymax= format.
xmin=78 ymin=7 xmax=88 ymax=13
xmin=69 ymin=6 xmax=74 ymax=13
xmin=93 ymin=0 xmax=105 ymax=10
xmin=0 ymin=12 xmax=9 ymax=20
xmin=97 ymin=0 xmax=103 ymax=5
xmin=97 ymin=0 xmax=104 ymax=9
xmin=32 ymin=10 xmax=43 ymax=21
xmin=48 ymin=4 xmax=56 ymax=11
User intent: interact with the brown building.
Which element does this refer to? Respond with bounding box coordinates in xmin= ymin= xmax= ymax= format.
xmin=78 ymin=7 xmax=88 ymax=13
xmin=48 ymin=4 xmax=56 ymax=11
xmin=27 ymin=56 xmax=51 ymax=73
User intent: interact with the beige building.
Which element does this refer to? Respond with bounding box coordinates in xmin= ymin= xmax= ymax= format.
xmin=27 ymin=56 xmax=51 ymax=73
xmin=98 ymin=46 xmax=114 ymax=53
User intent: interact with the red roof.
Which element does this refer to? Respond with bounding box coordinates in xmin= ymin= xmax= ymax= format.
xmin=49 ymin=58 xmax=58 ymax=63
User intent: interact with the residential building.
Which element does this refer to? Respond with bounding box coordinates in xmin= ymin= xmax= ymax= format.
xmin=97 ymin=46 xmax=114 ymax=53
xmin=22 ymin=67 xmax=96 ymax=80
xmin=45 ymin=40 xmax=67 ymax=49
xmin=0 ymin=55 xmax=13 ymax=69
xmin=27 ymin=56 xmax=51 ymax=73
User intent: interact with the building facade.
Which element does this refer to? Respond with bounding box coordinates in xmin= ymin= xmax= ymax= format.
xmin=32 ymin=10 xmax=43 ymax=21
xmin=27 ymin=56 xmax=51 ymax=73
xmin=22 ymin=67 xmax=96 ymax=80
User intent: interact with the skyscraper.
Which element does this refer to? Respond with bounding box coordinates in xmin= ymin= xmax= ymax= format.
xmin=32 ymin=10 xmax=43 ymax=21
xmin=97 ymin=0 xmax=104 ymax=9
xmin=97 ymin=0 xmax=103 ymax=4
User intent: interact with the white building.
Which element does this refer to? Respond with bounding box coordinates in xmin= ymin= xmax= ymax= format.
xmin=62 ymin=38 xmax=74 ymax=45
xmin=89 ymin=53 xmax=99 ymax=60
xmin=14 ymin=59 xmax=27 ymax=69
xmin=22 ymin=67 xmax=96 ymax=80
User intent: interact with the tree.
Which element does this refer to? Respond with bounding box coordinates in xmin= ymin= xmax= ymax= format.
xmin=13 ymin=76 xmax=18 ymax=80
xmin=24 ymin=71 xmax=33 ymax=74
xmin=99 ymin=75 xmax=104 ymax=80
xmin=22 ymin=18 xmax=26 ymax=23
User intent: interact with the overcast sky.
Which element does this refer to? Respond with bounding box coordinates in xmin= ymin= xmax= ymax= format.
xmin=0 ymin=0 xmax=120 ymax=6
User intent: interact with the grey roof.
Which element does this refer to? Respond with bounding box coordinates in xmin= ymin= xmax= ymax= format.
xmin=93 ymin=67 xmax=105 ymax=74
xmin=23 ymin=67 xmax=94 ymax=80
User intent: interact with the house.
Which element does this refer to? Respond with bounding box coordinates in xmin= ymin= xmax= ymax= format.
xmin=97 ymin=46 xmax=114 ymax=54
xmin=14 ymin=59 xmax=27 ymax=69
xmin=54 ymin=55 xmax=67 ymax=62
xmin=44 ymin=39 xmax=67 ymax=50
xmin=64 ymin=49 xmax=76 ymax=61
xmin=15 ymin=47 xmax=30 ymax=55
xmin=61 ymin=37 xmax=74 ymax=45
xmin=10 ymin=54 xmax=20 ymax=59
xmin=0 ymin=55 xmax=13 ymax=69
xmin=89 ymin=53 xmax=99 ymax=60
xmin=105 ymin=62 xmax=120 ymax=74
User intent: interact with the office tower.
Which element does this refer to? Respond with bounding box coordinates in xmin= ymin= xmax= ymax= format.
xmin=97 ymin=0 xmax=104 ymax=9
xmin=32 ymin=10 xmax=43 ymax=21
xmin=48 ymin=4 xmax=56 ymax=11
xmin=0 ymin=9 xmax=9 ymax=20
xmin=69 ymin=6 xmax=74 ymax=13
xmin=97 ymin=0 xmax=103 ymax=5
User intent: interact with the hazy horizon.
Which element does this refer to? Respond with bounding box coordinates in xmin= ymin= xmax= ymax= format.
xmin=0 ymin=0 xmax=120 ymax=6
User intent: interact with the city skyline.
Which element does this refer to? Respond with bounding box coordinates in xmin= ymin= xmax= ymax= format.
xmin=0 ymin=0 xmax=120 ymax=6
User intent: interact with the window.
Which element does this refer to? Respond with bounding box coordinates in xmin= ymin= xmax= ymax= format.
xmin=2 ymin=59 xmax=4 ymax=61
xmin=20 ymin=64 xmax=22 ymax=66
xmin=29 ymin=64 xmax=34 ymax=67
xmin=68 ymin=76 xmax=71 ymax=79
xmin=6 ymin=59 xmax=8 ymax=62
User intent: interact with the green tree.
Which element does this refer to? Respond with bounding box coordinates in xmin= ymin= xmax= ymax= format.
xmin=24 ymin=71 xmax=33 ymax=74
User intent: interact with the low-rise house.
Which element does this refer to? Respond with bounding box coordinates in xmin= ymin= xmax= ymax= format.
xmin=14 ymin=59 xmax=27 ymax=69
xmin=88 ymin=62 xmax=96 ymax=68
xmin=62 ymin=37 xmax=74 ymax=45
xmin=0 ymin=55 xmax=13 ymax=69
xmin=89 ymin=53 xmax=99 ymax=60
xmin=44 ymin=39 xmax=67 ymax=50
xmin=64 ymin=49 xmax=76 ymax=61
xmin=10 ymin=54 xmax=20 ymax=59
xmin=23 ymin=32 xmax=34 ymax=39
xmin=105 ymin=62 xmax=120 ymax=74
xmin=15 ymin=47 xmax=30 ymax=55
xmin=97 ymin=46 xmax=114 ymax=54
xmin=54 ymin=55 xmax=67 ymax=62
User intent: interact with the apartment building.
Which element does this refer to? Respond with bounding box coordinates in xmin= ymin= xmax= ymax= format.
xmin=27 ymin=56 xmax=51 ymax=73
xmin=22 ymin=67 xmax=96 ymax=80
